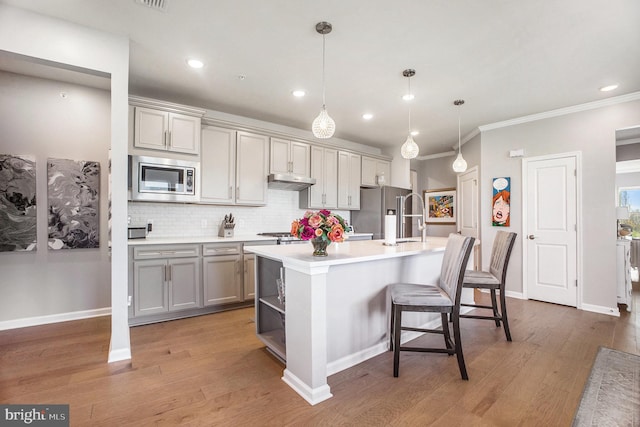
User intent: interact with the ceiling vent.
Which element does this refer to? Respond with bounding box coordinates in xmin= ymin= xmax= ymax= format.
xmin=135 ymin=0 xmax=169 ymax=12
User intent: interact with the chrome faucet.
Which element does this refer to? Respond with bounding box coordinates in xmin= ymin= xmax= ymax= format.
xmin=401 ymin=192 xmax=427 ymax=242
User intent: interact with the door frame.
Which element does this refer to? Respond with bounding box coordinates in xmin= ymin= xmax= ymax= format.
xmin=457 ymin=166 xmax=480 ymax=269
xmin=521 ymin=151 xmax=583 ymax=308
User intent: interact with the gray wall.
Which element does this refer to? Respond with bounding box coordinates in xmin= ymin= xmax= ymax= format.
xmin=480 ymin=99 xmax=640 ymax=310
xmin=0 ymin=71 xmax=111 ymax=323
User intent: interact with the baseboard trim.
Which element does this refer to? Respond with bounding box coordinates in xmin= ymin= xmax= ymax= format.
xmin=0 ymin=307 xmax=111 ymax=331
xmin=580 ymin=303 xmax=620 ymax=317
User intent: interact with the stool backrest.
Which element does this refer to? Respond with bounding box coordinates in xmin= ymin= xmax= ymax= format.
xmin=489 ymin=231 xmax=517 ymax=284
xmin=439 ymin=234 xmax=475 ymax=303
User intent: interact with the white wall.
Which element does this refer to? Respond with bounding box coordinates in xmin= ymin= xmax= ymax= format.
xmin=0 ymin=4 xmax=130 ymax=361
xmin=480 ymin=98 xmax=640 ymax=311
xmin=0 ymin=71 xmax=111 ymax=323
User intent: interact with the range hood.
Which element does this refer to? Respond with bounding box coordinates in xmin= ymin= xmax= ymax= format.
xmin=267 ymin=173 xmax=316 ymax=191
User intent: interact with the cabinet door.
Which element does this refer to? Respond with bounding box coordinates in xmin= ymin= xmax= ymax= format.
xmin=243 ymin=253 xmax=256 ymax=301
xmin=309 ymin=146 xmax=325 ymax=208
xmin=168 ymin=258 xmax=201 ymax=311
xmin=168 ymin=113 xmax=200 ymax=155
xmin=134 ymin=107 xmax=168 ymax=151
xmin=290 ymin=141 xmax=311 ymax=177
xmin=337 ymin=151 xmax=350 ymax=209
xmin=361 ymin=156 xmax=377 ymax=187
xmin=201 ymin=126 xmax=236 ymax=204
xmin=323 ymin=148 xmax=338 ymax=209
xmin=133 ymin=259 xmax=168 ymax=316
xmin=236 ymin=132 xmax=268 ymax=205
xmin=377 ymin=161 xmax=391 ymax=186
xmin=203 ymin=255 xmax=242 ymax=305
xmin=270 ymin=138 xmax=291 ymax=174
xmin=349 ymin=153 xmax=361 ymax=209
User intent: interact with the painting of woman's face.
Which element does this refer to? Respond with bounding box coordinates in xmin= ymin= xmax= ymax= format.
xmin=492 ymin=195 xmax=510 ymax=225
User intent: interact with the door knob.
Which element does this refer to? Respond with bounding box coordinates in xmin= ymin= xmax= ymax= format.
xmin=528 ymin=234 xmax=536 ymax=240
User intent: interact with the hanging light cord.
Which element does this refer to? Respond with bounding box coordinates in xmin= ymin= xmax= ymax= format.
xmin=321 ymin=32 xmax=326 ymax=108
xmin=407 ymin=76 xmax=412 ymax=133
xmin=458 ymin=108 xmax=461 ymax=151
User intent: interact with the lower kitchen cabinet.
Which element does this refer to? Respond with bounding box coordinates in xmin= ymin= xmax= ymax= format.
xmin=243 ymin=253 xmax=256 ymax=301
xmin=132 ymin=245 xmax=201 ymax=317
xmin=203 ymin=251 xmax=243 ymax=305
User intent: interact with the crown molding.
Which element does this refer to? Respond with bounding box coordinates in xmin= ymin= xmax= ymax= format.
xmin=479 ymin=91 xmax=640 ymax=132
xmin=417 ymin=150 xmax=456 ymax=161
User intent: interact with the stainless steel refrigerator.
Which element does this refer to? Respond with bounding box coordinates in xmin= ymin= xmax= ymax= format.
xmin=351 ymin=186 xmax=412 ymax=240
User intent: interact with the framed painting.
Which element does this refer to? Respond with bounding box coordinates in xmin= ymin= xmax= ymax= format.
xmin=492 ymin=177 xmax=510 ymax=227
xmin=0 ymin=154 xmax=37 ymax=252
xmin=424 ymin=188 xmax=456 ymax=224
xmin=47 ymin=158 xmax=100 ymax=250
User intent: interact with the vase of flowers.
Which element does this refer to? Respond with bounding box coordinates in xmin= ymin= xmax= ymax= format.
xmin=291 ymin=209 xmax=349 ymax=256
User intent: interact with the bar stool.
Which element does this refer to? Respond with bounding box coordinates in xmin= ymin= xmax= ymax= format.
xmin=460 ymin=231 xmax=517 ymax=341
xmin=388 ymin=234 xmax=475 ymax=380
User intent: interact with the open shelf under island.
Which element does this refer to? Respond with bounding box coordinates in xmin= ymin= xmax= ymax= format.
xmin=245 ymin=236 xmax=476 ymax=405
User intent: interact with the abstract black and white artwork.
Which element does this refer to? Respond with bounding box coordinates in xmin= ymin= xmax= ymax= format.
xmin=47 ymin=158 xmax=100 ymax=250
xmin=0 ymin=155 xmax=37 ymax=252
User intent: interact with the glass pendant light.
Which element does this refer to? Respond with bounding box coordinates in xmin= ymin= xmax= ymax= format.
xmin=452 ymin=99 xmax=467 ymax=173
xmin=312 ymin=22 xmax=335 ymax=139
xmin=400 ymin=69 xmax=419 ymax=159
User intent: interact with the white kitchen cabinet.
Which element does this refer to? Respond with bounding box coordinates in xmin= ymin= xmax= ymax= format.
xmin=270 ymin=138 xmax=311 ymax=177
xmin=200 ymin=126 xmax=236 ymax=204
xmin=133 ymin=106 xmax=201 ymax=155
xmin=236 ymin=131 xmax=269 ymax=205
xmin=132 ymin=244 xmax=201 ymax=317
xmin=361 ymin=156 xmax=391 ymax=187
xmin=338 ymin=151 xmax=361 ymax=210
xmin=299 ymin=146 xmax=338 ymax=209
xmin=200 ymin=127 xmax=268 ymax=206
xmin=202 ymin=243 xmax=243 ymax=306
xmin=243 ymin=253 xmax=256 ymax=301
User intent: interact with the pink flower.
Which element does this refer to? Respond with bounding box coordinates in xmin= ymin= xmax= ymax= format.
xmin=328 ymin=225 xmax=344 ymax=242
xmin=300 ymin=226 xmax=315 ymax=240
xmin=308 ymin=214 xmax=322 ymax=228
xmin=315 ymin=228 xmax=324 ymax=237
xmin=319 ymin=209 xmax=331 ymax=216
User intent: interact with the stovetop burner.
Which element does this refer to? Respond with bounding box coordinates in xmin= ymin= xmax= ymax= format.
xmin=258 ymin=232 xmax=295 ymax=238
xmin=258 ymin=232 xmax=305 ymax=244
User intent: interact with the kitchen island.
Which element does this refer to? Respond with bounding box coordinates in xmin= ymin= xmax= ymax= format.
xmin=244 ymin=236 xmax=474 ymax=405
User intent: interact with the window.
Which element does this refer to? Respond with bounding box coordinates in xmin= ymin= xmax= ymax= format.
xmin=618 ymin=186 xmax=640 ymax=237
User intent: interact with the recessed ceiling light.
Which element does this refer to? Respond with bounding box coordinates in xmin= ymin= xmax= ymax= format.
xmin=187 ymin=59 xmax=204 ymax=69
xmin=362 ymin=113 xmax=373 ymax=120
xmin=292 ymin=90 xmax=306 ymax=97
xmin=402 ymin=94 xmax=415 ymax=101
xmin=600 ymin=84 xmax=619 ymax=92
xmin=411 ymin=130 xmax=419 ymax=136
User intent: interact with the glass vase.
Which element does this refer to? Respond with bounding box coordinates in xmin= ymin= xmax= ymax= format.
xmin=312 ymin=238 xmax=329 ymax=256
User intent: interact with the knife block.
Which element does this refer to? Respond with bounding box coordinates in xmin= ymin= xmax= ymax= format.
xmin=218 ymin=221 xmax=235 ymax=238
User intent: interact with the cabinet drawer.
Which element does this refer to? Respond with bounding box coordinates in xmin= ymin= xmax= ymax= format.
xmin=203 ymin=243 xmax=241 ymax=256
xmin=133 ymin=244 xmax=200 ymax=260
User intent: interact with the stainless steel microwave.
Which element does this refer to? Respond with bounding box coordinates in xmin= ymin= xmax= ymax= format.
xmin=129 ymin=155 xmax=200 ymax=203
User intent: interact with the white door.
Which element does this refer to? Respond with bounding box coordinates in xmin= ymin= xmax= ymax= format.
xmin=457 ymin=166 xmax=479 ymax=268
xmin=524 ymin=154 xmax=578 ymax=307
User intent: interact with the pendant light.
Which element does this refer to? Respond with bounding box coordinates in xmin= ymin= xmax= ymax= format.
xmin=312 ymin=21 xmax=336 ymax=139
xmin=400 ymin=69 xmax=419 ymax=159
xmin=452 ymin=99 xmax=467 ymax=173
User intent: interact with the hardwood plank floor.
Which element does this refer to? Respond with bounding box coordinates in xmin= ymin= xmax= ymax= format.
xmin=1 ymin=287 xmax=638 ymax=426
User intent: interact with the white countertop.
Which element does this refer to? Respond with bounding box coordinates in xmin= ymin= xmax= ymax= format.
xmin=245 ymin=236 xmax=449 ymax=269
xmin=127 ymin=233 xmax=373 ymax=246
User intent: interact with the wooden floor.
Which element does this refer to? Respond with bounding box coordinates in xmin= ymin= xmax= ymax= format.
xmin=1 ymin=288 xmax=638 ymax=426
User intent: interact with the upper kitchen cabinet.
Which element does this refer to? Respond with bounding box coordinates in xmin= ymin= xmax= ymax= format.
xmin=361 ymin=156 xmax=391 ymax=187
xmin=270 ymin=138 xmax=311 ymax=177
xmin=299 ymin=146 xmax=337 ymax=209
xmin=200 ymin=126 xmax=268 ymax=206
xmin=129 ymin=96 xmax=205 ymax=156
xmin=338 ymin=151 xmax=361 ymax=210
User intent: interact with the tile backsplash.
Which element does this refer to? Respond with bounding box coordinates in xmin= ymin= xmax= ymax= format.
xmin=128 ymin=189 xmax=351 ymax=237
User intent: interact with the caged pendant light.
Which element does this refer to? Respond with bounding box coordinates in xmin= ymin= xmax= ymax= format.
xmin=312 ymin=21 xmax=336 ymax=139
xmin=452 ymin=99 xmax=468 ymax=173
xmin=400 ymin=69 xmax=419 ymax=159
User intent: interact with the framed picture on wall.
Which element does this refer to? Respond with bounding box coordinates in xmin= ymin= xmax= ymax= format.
xmin=492 ymin=177 xmax=510 ymax=227
xmin=424 ymin=188 xmax=456 ymax=224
